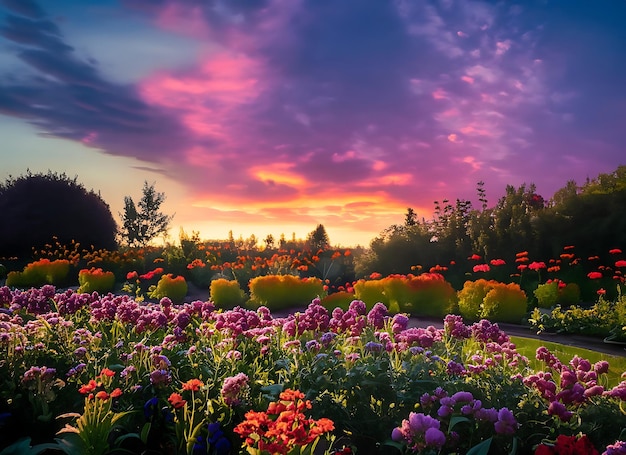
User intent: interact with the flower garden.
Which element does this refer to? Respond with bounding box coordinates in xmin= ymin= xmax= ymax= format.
xmin=2 ymin=240 xmax=626 ymax=455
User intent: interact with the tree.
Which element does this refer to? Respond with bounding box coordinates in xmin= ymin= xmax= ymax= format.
xmin=404 ymin=208 xmax=417 ymax=226
xmin=264 ymin=234 xmax=275 ymax=249
xmin=0 ymin=171 xmax=117 ymax=258
xmin=307 ymin=224 xmax=330 ymax=250
xmin=119 ymin=181 xmax=174 ymax=247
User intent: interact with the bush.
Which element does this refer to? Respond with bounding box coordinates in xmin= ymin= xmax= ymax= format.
xmin=0 ymin=171 xmax=117 ymax=259
xmin=78 ymin=268 xmax=115 ymax=293
xmin=6 ymin=259 xmax=70 ymax=288
xmin=354 ymin=274 xmax=457 ymax=317
xmin=402 ymin=273 xmax=458 ymax=317
xmin=457 ymin=279 xmax=497 ymax=321
xmin=534 ymin=281 xmax=581 ymax=308
xmin=459 ymin=279 xmax=527 ymax=323
xmin=534 ymin=281 xmax=559 ymax=308
xmin=149 ymin=274 xmax=188 ymax=303
xmin=353 ymin=279 xmax=389 ymax=310
xmin=481 ymin=283 xmax=527 ymax=323
xmin=320 ymin=291 xmax=356 ymax=311
xmin=248 ymin=275 xmax=324 ymax=310
xmin=210 ymin=279 xmax=247 ymax=308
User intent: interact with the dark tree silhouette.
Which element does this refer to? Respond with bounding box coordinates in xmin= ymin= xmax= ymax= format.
xmin=307 ymin=224 xmax=330 ymax=250
xmin=0 ymin=171 xmax=117 ymax=258
xmin=119 ymin=181 xmax=174 ymax=247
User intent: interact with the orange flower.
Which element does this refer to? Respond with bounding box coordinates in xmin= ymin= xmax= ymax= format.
xmin=95 ymin=390 xmax=109 ymax=401
xmin=79 ymin=379 xmax=98 ymax=394
xmin=100 ymin=368 xmax=115 ymax=378
xmin=168 ymin=392 xmax=186 ymax=409
xmin=110 ymin=388 xmax=122 ymax=398
xmin=182 ymin=379 xmax=204 ymax=392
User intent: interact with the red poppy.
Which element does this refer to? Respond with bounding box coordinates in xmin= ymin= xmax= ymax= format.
xmin=609 ymin=248 xmax=623 ymax=254
xmin=587 ymin=272 xmax=603 ymax=280
xmin=615 ymin=260 xmax=626 ymax=268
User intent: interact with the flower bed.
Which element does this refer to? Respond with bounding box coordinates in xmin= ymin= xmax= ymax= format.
xmin=1 ymin=285 xmax=626 ymax=454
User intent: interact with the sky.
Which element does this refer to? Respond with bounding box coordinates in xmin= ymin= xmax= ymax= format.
xmin=1 ymin=0 xmax=625 ymax=247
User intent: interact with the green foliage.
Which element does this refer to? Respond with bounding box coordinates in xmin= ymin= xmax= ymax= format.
xmin=458 ymin=279 xmax=494 ymax=320
xmin=528 ymin=292 xmax=626 ymax=337
xmin=353 ymin=274 xmax=457 ymax=316
xmin=0 ymin=171 xmax=117 ymax=259
xmin=77 ymin=268 xmax=115 ymax=293
xmin=353 ymin=279 xmax=389 ymax=309
xmin=119 ymin=181 xmax=174 ymax=247
xmin=319 ymin=291 xmax=355 ymax=311
xmin=6 ymin=259 xmax=70 ymax=288
xmin=248 ymin=275 xmax=324 ymax=310
xmin=149 ymin=274 xmax=187 ymax=303
xmin=534 ymin=282 xmax=559 ymax=308
xmin=458 ymin=279 xmax=527 ymax=323
xmin=209 ymin=278 xmax=247 ymax=308
xmin=481 ymin=283 xmax=527 ymax=323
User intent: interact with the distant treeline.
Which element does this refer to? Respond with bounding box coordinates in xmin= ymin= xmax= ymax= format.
xmin=356 ymin=165 xmax=626 ymax=283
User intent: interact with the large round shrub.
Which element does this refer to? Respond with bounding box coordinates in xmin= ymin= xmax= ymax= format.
xmin=0 ymin=172 xmax=118 ymax=258
xmin=481 ymin=283 xmax=527 ymax=323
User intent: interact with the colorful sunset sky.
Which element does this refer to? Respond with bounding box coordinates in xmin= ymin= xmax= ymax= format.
xmin=1 ymin=0 xmax=625 ymax=247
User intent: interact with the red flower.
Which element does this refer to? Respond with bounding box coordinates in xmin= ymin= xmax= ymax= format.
xmin=609 ymin=248 xmax=623 ymax=254
xmin=95 ymin=391 xmax=109 ymax=401
xmin=168 ymin=392 xmax=186 ymax=409
xmin=182 ymin=379 xmax=204 ymax=392
xmin=79 ymin=379 xmax=98 ymax=394
xmin=468 ymin=254 xmax=482 ymax=261
xmin=369 ymin=272 xmax=382 ymax=280
xmin=528 ymin=261 xmax=547 ymax=271
xmin=587 ymin=271 xmax=603 ymax=280
xmin=100 ymin=368 xmax=115 ymax=378
xmin=110 ymin=388 xmax=122 ymax=398
xmin=597 ymin=288 xmax=606 ymax=295
xmin=126 ymin=271 xmax=138 ymax=280
xmin=615 ymin=260 xmax=626 ymax=268
xmin=473 ymin=264 xmax=490 ymax=273
xmin=490 ymin=258 xmax=506 ymax=266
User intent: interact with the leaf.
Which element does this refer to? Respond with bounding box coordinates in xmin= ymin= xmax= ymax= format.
xmin=140 ymin=422 xmax=152 ymax=444
xmin=448 ymin=416 xmax=470 ymax=431
xmin=0 ymin=438 xmax=33 ymax=455
xmin=508 ymin=437 xmax=519 ymax=455
xmin=466 ymin=437 xmax=492 ymax=455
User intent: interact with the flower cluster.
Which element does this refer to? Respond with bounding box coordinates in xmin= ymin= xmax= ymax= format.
xmin=234 ymin=389 xmax=334 ymax=455
xmin=392 ymin=388 xmax=518 ymax=453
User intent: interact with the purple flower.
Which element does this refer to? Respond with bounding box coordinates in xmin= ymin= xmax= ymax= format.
xmin=367 ymin=303 xmax=388 ymax=329
xmin=348 ymin=300 xmax=367 ymax=315
xmin=494 ymin=407 xmax=517 ymax=435
xmin=604 ymin=441 xmax=626 ymax=455
xmin=221 ymin=372 xmax=249 ymax=407
xmin=547 ymin=401 xmax=573 ymax=422
xmin=149 ymin=369 xmax=172 ymax=387
xmin=364 ymin=341 xmax=383 ymax=353
xmin=391 ymin=314 xmax=409 ymax=333
xmin=424 ymin=427 xmax=446 ymax=447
